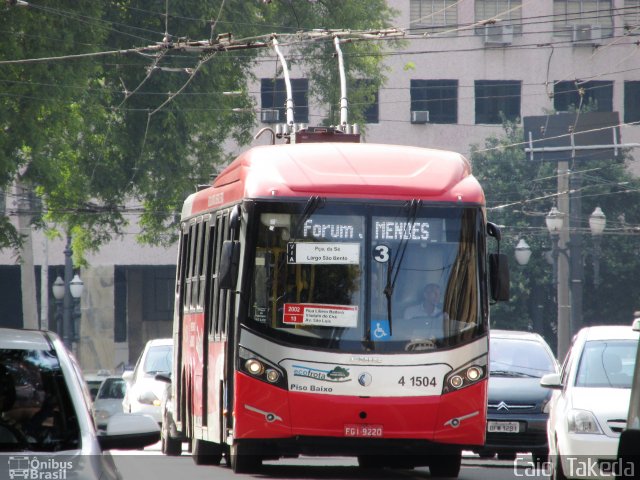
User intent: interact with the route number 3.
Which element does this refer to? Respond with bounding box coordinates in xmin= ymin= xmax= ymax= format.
xmin=374 ymin=245 xmax=390 ymax=263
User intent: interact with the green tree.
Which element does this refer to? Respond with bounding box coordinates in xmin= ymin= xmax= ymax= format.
xmin=0 ymin=1 xmax=397 ymax=261
xmin=471 ymin=120 xmax=640 ymax=350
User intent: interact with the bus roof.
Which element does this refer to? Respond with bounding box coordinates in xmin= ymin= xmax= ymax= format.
xmin=184 ymin=142 xmax=484 ymax=218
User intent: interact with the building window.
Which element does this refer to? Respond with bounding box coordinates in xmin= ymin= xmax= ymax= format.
xmin=553 ymin=80 xmax=613 ymax=112
xmin=475 ymin=80 xmax=521 ymax=124
xmin=142 ymin=266 xmax=176 ymax=322
xmin=260 ymin=78 xmax=308 ymax=123
xmin=475 ymin=0 xmax=523 ymax=35
xmin=410 ymin=80 xmax=458 ymax=124
xmin=409 ymin=0 xmax=458 ymax=35
xmin=624 ymin=0 xmax=640 ymax=30
xmin=553 ymin=0 xmax=613 ymax=37
xmin=624 ymin=81 xmax=640 ymax=123
xmin=352 ymin=79 xmax=379 ymax=124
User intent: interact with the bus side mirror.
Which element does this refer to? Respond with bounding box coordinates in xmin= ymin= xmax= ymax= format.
xmin=219 ymin=240 xmax=240 ymax=290
xmin=489 ymin=253 xmax=510 ymax=302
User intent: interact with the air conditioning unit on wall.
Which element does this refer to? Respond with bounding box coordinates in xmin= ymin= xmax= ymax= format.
xmin=411 ymin=110 xmax=430 ymax=124
xmin=484 ymin=24 xmax=514 ymax=45
xmin=571 ymin=24 xmax=602 ymax=44
xmin=260 ymin=109 xmax=280 ymax=123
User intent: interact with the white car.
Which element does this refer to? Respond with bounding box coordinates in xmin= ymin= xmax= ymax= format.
xmin=0 ymin=328 xmax=159 ymax=480
xmin=122 ymin=338 xmax=173 ymax=424
xmin=541 ymin=325 xmax=639 ymax=479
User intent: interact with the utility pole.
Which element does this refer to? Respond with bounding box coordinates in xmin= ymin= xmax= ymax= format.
xmin=556 ymin=162 xmax=571 ymax=362
xmin=569 ymin=171 xmax=584 ymax=338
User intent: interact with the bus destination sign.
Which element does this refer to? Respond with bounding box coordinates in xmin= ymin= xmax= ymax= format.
xmin=283 ymin=303 xmax=358 ymax=328
xmin=287 ymin=242 xmax=360 ymax=264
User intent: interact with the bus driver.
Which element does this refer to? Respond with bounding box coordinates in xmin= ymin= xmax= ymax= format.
xmin=403 ymin=283 xmax=447 ymax=328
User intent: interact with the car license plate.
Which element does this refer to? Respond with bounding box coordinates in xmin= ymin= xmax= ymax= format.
xmin=487 ymin=421 xmax=520 ymax=433
xmin=344 ymin=424 xmax=384 ymax=437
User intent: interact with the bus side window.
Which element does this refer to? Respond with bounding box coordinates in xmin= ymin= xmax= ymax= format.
xmin=182 ymin=226 xmax=193 ymax=312
xmin=178 ymin=225 xmax=190 ymax=312
xmin=210 ymin=213 xmax=222 ymax=337
xmin=218 ymin=213 xmax=229 ymax=338
xmin=198 ymin=216 xmax=211 ymax=311
xmin=209 ymin=216 xmax=219 ymax=335
xmin=191 ymin=219 xmax=203 ymax=310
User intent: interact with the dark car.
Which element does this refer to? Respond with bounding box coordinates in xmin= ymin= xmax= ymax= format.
xmin=477 ymin=330 xmax=559 ymax=462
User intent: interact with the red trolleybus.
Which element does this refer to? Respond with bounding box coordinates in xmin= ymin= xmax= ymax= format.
xmin=172 ymin=131 xmax=509 ymax=475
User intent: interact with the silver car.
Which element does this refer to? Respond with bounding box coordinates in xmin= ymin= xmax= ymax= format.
xmin=0 ymin=328 xmax=160 ymax=480
xmin=92 ymin=377 xmax=127 ymax=431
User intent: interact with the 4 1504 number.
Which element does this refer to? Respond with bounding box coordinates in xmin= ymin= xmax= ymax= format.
xmin=398 ymin=376 xmax=437 ymax=387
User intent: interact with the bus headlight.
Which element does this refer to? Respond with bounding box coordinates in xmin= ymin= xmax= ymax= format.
xmin=466 ymin=366 xmax=482 ymax=381
xmin=265 ymin=369 xmax=280 ymax=383
xmin=450 ymin=375 xmax=464 ymax=388
xmin=238 ymin=347 xmax=287 ymax=389
xmin=443 ymin=355 xmax=487 ymax=394
xmin=245 ymin=359 xmax=265 ymax=376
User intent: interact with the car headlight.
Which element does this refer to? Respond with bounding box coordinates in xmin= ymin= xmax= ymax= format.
xmin=567 ymin=409 xmax=603 ymax=434
xmin=94 ymin=410 xmax=110 ymax=423
xmin=138 ymin=391 xmax=161 ymax=406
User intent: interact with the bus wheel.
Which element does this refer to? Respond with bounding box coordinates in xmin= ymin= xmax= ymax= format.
xmin=191 ymin=438 xmax=223 ymax=465
xmin=229 ymin=442 xmax=262 ymax=474
xmin=429 ymin=452 xmax=461 ymax=478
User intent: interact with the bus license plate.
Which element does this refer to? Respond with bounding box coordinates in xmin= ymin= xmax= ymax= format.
xmin=344 ymin=424 xmax=384 ymax=438
xmin=487 ymin=421 xmax=520 ymax=433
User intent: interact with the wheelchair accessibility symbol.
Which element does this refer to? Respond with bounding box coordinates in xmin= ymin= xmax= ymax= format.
xmin=371 ymin=320 xmax=390 ymax=340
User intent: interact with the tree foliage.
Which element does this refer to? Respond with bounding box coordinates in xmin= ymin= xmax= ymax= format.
xmin=471 ymin=119 xmax=640 ymax=350
xmin=0 ymin=0 xmax=397 ymax=261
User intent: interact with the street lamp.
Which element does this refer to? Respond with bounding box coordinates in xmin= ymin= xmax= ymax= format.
xmin=52 ymin=235 xmax=83 ymax=349
xmin=588 ymin=206 xmax=606 ymax=286
xmin=52 ymin=276 xmax=65 ymax=338
xmin=545 ymin=206 xmax=564 ymax=287
xmin=514 ymin=238 xmax=532 ymax=266
xmin=52 ymin=272 xmax=83 ymax=347
xmin=70 ymin=274 xmax=84 ymax=342
xmin=545 ymin=205 xmax=606 ymax=358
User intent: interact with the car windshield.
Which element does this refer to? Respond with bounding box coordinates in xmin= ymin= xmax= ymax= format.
xmin=575 ymin=340 xmax=638 ymax=388
xmin=96 ymin=379 xmax=126 ymax=400
xmin=143 ymin=345 xmax=172 ymax=375
xmin=247 ymin=200 xmax=487 ymax=353
xmin=490 ymin=337 xmax=556 ymax=378
xmin=0 ymin=348 xmax=80 ymax=452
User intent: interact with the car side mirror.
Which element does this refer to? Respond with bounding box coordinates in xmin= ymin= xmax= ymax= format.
xmin=540 ymin=372 xmax=563 ymax=389
xmin=121 ymin=370 xmax=134 ymax=382
xmin=98 ymin=413 xmax=160 ymax=451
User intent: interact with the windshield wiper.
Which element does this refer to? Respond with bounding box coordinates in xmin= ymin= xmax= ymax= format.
xmin=290 ymin=195 xmax=324 ymax=242
xmin=383 ymin=199 xmax=421 ymax=336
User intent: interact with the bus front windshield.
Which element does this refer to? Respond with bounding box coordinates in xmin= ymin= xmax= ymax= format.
xmin=247 ymin=201 xmax=487 ymax=353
